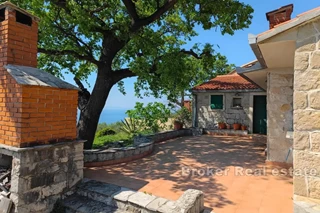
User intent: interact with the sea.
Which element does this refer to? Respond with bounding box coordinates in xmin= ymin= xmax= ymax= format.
xmin=98 ymin=108 xmax=128 ymax=124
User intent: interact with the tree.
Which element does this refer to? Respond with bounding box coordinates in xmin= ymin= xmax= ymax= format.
xmin=13 ymin=0 xmax=253 ymax=149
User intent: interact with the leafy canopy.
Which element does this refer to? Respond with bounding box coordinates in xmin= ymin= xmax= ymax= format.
xmin=12 ymin=0 xmax=253 ymax=100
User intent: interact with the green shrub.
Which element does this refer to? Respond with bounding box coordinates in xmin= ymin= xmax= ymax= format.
xmin=96 ymin=127 xmax=116 ymax=137
xmin=93 ymin=132 xmax=133 ymax=148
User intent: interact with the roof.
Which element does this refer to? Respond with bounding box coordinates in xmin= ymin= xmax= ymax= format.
xmin=5 ymin=65 xmax=79 ymax=90
xmin=0 ymin=1 xmax=40 ymax=22
xmin=193 ymin=72 xmax=260 ymax=91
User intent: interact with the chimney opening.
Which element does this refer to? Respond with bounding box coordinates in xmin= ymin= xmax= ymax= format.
xmin=0 ymin=8 xmax=5 ymax=22
xmin=16 ymin=10 xmax=32 ymax=26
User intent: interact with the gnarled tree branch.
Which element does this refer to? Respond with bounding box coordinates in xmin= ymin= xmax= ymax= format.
xmin=122 ymin=0 xmax=139 ymax=22
xmin=131 ymin=0 xmax=178 ymax=32
xmin=112 ymin=68 xmax=137 ymax=83
xmin=38 ymin=48 xmax=99 ymax=65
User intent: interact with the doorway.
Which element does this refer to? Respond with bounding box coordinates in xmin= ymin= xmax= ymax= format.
xmin=253 ymin=95 xmax=267 ymax=134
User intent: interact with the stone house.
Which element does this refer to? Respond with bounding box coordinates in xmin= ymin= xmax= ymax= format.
xmin=236 ymin=4 xmax=320 ymax=212
xmin=192 ymin=70 xmax=266 ymax=134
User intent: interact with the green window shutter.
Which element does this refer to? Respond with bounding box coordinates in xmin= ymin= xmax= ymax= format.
xmin=210 ymin=95 xmax=223 ymax=109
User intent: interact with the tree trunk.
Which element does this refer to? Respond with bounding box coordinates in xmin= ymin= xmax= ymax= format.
xmin=77 ymin=70 xmax=113 ymax=149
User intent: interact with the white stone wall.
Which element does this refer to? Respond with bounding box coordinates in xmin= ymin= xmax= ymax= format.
xmin=293 ymin=20 xmax=320 ymax=201
xmin=195 ymin=91 xmax=265 ymax=132
xmin=267 ymin=69 xmax=294 ymax=163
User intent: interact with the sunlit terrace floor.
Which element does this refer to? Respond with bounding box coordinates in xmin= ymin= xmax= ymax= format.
xmin=85 ymin=135 xmax=293 ymax=213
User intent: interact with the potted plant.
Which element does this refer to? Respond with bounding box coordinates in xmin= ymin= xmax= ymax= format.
xmin=233 ymin=121 xmax=241 ymax=130
xmin=241 ymin=125 xmax=247 ymax=131
xmin=217 ymin=120 xmax=226 ymax=129
xmin=173 ymin=107 xmax=191 ymax=130
xmin=174 ymin=120 xmax=183 ymax=130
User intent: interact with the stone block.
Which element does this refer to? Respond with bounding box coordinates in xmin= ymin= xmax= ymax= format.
xmin=294 ymin=92 xmax=308 ymax=110
xmin=146 ymin=197 xmax=169 ymax=212
xmin=31 ymin=173 xmax=55 ymax=189
xmin=157 ymin=201 xmax=180 ymax=213
xmin=311 ymin=133 xmax=320 ymax=152
xmin=294 ymin=176 xmax=308 ymax=197
xmin=296 ymin=36 xmax=317 ymax=52
xmin=294 ymin=131 xmax=310 ymax=150
xmin=128 ymin=192 xmax=156 ymax=208
xmin=294 ymin=150 xmax=320 ymax=176
xmin=308 ymin=177 xmax=320 ymax=199
xmin=176 ymin=189 xmax=204 ymax=213
xmin=310 ymin=91 xmax=320 ymax=110
xmin=294 ymin=110 xmax=320 ymax=131
xmin=295 ymin=70 xmax=320 ymax=91
xmin=41 ymin=181 xmax=67 ymax=198
xmin=112 ymin=188 xmax=136 ymax=202
xmin=311 ymin=51 xmax=320 ymax=69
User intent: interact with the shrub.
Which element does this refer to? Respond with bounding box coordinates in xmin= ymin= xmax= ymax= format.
xmin=96 ymin=127 xmax=116 ymax=137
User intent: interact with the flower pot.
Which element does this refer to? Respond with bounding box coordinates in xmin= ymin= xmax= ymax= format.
xmin=218 ymin=123 xmax=226 ymax=130
xmin=233 ymin=123 xmax=241 ymax=130
xmin=241 ymin=125 xmax=247 ymax=131
xmin=174 ymin=121 xmax=183 ymax=130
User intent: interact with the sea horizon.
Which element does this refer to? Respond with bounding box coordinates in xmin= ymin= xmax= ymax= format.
xmin=98 ymin=108 xmax=129 ymax=124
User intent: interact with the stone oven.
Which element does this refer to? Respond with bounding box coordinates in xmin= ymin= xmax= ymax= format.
xmin=0 ymin=2 xmax=84 ymax=212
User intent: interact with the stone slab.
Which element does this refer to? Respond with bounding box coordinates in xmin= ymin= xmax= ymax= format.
xmin=146 ymin=197 xmax=169 ymax=212
xmin=128 ymin=192 xmax=156 ymax=208
xmin=112 ymin=187 xmax=136 ymax=202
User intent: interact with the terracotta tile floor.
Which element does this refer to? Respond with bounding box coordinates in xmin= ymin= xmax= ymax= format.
xmin=85 ymin=135 xmax=293 ymax=213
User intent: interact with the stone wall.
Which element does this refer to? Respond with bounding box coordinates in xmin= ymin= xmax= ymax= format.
xmin=0 ymin=141 xmax=84 ymax=213
xmin=195 ymin=92 xmax=265 ymax=132
xmin=62 ymin=179 xmax=205 ymax=213
xmin=134 ymin=129 xmax=192 ymax=146
xmin=85 ymin=129 xmax=193 ymax=167
xmin=293 ymin=19 xmax=320 ymax=206
xmin=267 ymin=69 xmax=294 ymax=163
xmin=84 ymin=142 xmax=154 ymax=167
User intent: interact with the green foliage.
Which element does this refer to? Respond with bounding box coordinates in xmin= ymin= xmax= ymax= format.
xmin=120 ymin=117 xmax=144 ymax=136
xmin=126 ymin=102 xmax=171 ymax=133
xmin=96 ymin=127 xmax=116 ymax=138
xmin=93 ymin=132 xmax=133 ymax=149
xmin=96 ymin=123 xmax=108 ymax=132
xmin=12 ymin=0 xmax=253 ymax=97
xmin=173 ymin=107 xmax=192 ymax=125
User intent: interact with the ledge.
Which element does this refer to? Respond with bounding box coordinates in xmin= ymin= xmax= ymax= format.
xmin=84 ymin=129 xmax=194 ymax=167
xmin=204 ymin=129 xmax=248 ymax=137
xmin=0 ymin=140 xmax=86 ymax=156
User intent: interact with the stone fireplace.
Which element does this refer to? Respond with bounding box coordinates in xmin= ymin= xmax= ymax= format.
xmin=0 ymin=2 xmax=84 ymax=212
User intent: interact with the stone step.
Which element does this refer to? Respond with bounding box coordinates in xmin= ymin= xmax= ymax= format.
xmin=62 ymin=194 xmax=128 ymax=213
xmin=76 ymin=179 xmax=126 ymax=206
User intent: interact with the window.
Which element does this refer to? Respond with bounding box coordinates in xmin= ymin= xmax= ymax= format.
xmin=16 ymin=10 xmax=32 ymax=26
xmin=232 ymin=97 xmax=242 ymax=108
xmin=210 ymin=95 xmax=223 ymax=110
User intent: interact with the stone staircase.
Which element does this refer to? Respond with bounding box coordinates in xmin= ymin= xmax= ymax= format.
xmin=60 ymin=179 xmax=205 ymax=213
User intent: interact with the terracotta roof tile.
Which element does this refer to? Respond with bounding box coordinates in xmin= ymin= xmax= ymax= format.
xmin=193 ymin=73 xmax=260 ymax=91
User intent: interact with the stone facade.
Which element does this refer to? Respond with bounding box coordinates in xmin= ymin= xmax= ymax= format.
xmin=267 ymin=69 xmax=294 ymax=163
xmin=0 ymin=141 xmax=84 ymax=213
xmin=293 ymin=19 xmax=320 ymax=207
xmin=195 ymin=91 xmax=266 ymax=132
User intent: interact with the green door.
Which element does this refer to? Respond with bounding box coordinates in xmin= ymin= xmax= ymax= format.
xmin=253 ymin=96 xmax=267 ymax=134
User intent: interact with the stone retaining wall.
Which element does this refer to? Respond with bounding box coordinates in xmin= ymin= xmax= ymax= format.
xmin=84 ymin=142 xmax=154 ymax=167
xmin=0 ymin=141 xmax=84 ymax=213
xmin=84 ymin=129 xmax=194 ymax=167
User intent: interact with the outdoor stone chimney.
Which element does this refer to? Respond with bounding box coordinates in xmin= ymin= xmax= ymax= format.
xmin=0 ymin=2 xmax=79 ymax=148
xmin=266 ymin=4 xmax=294 ymax=29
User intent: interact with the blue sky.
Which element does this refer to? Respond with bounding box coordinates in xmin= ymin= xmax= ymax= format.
xmin=63 ymin=0 xmax=320 ymax=110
